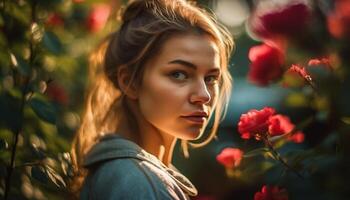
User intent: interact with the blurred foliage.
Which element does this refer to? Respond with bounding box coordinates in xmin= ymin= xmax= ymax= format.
xmin=0 ymin=0 xmax=122 ymax=199
xmin=1 ymin=0 xmax=350 ymax=200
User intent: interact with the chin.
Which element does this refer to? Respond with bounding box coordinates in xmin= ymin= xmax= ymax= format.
xmin=181 ymin=128 xmax=204 ymax=140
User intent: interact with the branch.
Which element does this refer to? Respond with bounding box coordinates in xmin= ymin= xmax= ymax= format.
xmin=263 ymin=136 xmax=304 ymax=179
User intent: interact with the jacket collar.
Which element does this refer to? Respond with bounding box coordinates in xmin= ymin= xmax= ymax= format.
xmin=83 ymin=134 xmax=198 ymax=196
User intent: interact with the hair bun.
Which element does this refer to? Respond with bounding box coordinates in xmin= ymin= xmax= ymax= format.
xmin=120 ymin=0 xmax=151 ymax=22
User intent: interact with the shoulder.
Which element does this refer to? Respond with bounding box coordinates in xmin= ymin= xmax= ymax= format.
xmin=80 ymin=158 xmax=174 ymax=200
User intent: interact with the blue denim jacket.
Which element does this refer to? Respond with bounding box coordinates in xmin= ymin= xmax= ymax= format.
xmin=80 ymin=134 xmax=197 ymax=200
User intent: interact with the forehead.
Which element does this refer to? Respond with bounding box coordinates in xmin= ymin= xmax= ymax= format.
xmin=147 ymin=33 xmax=220 ymax=69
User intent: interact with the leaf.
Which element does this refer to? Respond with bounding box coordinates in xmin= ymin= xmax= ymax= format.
xmin=341 ymin=117 xmax=350 ymax=124
xmin=0 ymin=138 xmax=8 ymax=150
xmin=45 ymin=166 xmax=66 ymax=188
xmin=243 ymin=147 xmax=269 ymax=158
xmin=30 ymin=144 xmax=46 ymax=160
xmin=29 ymin=98 xmax=56 ymax=124
xmin=10 ymin=53 xmax=30 ymax=76
xmin=43 ymin=31 xmax=63 ymax=54
xmin=31 ymin=166 xmax=48 ymax=184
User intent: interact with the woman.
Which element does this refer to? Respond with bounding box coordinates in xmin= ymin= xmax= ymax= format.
xmin=71 ymin=0 xmax=234 ymax=199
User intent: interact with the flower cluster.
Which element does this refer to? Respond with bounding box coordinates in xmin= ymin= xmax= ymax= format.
xmin=254 ymin=185 xmax=288 ymax=200
xmin=237 ymin=107 xmax=303 ymax=141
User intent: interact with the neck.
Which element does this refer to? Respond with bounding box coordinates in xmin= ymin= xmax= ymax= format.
xmin=117 ymin=99 xmax=177 ymax=167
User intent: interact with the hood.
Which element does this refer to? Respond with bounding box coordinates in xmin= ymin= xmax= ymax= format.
xmin=83 ymin=134 xmax=198 ymax=196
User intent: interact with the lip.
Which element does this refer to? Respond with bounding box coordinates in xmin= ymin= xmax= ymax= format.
xmin=181 ymin=111 xmax=209 ymax=124
xmin=181 ymin=116 xmax=207 ymax=124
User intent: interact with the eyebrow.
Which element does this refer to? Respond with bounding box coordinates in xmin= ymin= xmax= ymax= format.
xmin=168 ymin=59 xmax=220 ymax=73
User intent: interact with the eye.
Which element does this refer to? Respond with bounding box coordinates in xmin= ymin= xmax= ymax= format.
xmin=170 ymin=71 xmax=188 ymax=81
xmin=205 ymin=75 xmax=220 ymax=84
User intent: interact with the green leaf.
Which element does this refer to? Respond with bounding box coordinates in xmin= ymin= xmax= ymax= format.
xmin=43 ymin=31 xmax=63 ymax=54
xmin=0 ymin=138 xmax=8 ymax=150
xmin=243 ymin=148 xmax=269 ymax=158
xmin=31 ymin=166 xmax=48 ymax=184
xmin=29 ymin=98 xmax=56 ymax=124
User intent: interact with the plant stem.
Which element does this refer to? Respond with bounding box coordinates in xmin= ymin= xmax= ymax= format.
xmin=4 ymin=2 xmax=36 ymax=199
xmin=4 ymin=81 xmax=28 ymax=199
xmin=264 ymin=137 xmax=304 ymax=179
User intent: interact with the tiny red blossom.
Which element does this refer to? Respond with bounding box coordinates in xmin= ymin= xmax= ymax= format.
xmin=254 ymin=185 xmax=288 ymax=200
xmin=288 ymin=64 xmax=313 ymax=83
xmin=47 ymin=13 xmax=64 ymax=26
xmin=46 ymin=83 xmax=68 ymax=105
xmin=87 ymin=4 xmax=111 ymax=32
xmin=268 ymin=114 xmax=295 ymax=137
xmin=308 ymin=58 xmax=332 ymax=70
xmin=288 ymin=131 xmax=305 ymax=143
xmin=216 ymin=148 xmax=243 ymax=169
xmin=327 ymin=0 xmax=350 ymax=39
xmin=238 ymin=107 xmax=275 ymax=139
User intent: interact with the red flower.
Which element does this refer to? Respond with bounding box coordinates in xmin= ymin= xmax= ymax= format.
xmin=248 ymin=44 xmax=285 ymax=86
xmin=288 ymin=64 xmax=312 ymax=83
xmin=249 ymin=1 xmax=311 ymax=43
xmin=254 ymin=185 xmax=288 ymax=200
xmin=238 ymin=107 xmax=275 ymax=139
xmin=86 ymin=4 xmax=111 ymax=33
xmin=216 ymin=148 xmax=243 ymax=169
xmin=46 ymin=13 xmax=64 ymax=27
xmin=308 ymin=57 xmax=332 ymax=70
xmin=327 ymin=0 xmax=350 ymax=39
xmin=46 ymin=83 xmax=68 ymax=105
xmin=268 ymin=114 xmax=295 ymax=137
xmin=288 ymin=131 xmax=305 ymax=143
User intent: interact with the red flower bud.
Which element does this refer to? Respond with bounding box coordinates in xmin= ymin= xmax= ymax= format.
xmin=216 ymin=148 xmax=243 ymax=169
xmin=288 ymin=131 xmax=305 ymax=143
xmin=248 ymin=44 xmax=284 ymax=86
xmin=86 ymin=4 xmax=111 ymax=33
xmin=327 ymin=0 xmax=350 ymax=39
xmin=254 ymin=185 xmax=289 ymax=200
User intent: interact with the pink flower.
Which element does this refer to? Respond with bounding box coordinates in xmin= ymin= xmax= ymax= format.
xmin=268 ymin=114 xmax=295 ymax=137
xmin=238 ymin=107 xmax=275 ymax=140
xmin=254 ymin=185 xmax=288 ymax=200
xmin=288 ymin=131 xmax=305 ymax=143
xmin=86 ymin=4 xmax=111 ymax=33
xmin=249 ymin=1 xmax=311 ymax=44
xmin=327 ymin=0 xmax=350 ymax=39
xmin=216 ymin=148 xmax=243 ymax=169
xmin=248 ymin=44 xmax=285 ymax=86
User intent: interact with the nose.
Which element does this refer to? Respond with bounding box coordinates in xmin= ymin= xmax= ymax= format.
xmin=189 ymin=80 xmax=211 ymax=105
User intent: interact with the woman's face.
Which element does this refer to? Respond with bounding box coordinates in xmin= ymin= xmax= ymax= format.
xmin=137 ymin=33 xmax=221 ymax=140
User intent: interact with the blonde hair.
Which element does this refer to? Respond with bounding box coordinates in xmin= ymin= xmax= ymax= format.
xmin=70 ymin=0 xmax=234 ymax=195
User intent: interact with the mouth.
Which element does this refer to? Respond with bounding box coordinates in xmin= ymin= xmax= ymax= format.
xmin=181 ymin=111 xmax=209 ymax=124
xmin=181 ymin=116 xmax=207 ymax=124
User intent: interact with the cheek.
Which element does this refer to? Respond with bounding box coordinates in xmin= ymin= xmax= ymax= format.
xmin=138 ymin=78 xmax=187 ymax=123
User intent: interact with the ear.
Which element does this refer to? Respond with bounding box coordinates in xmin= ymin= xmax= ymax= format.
xmin=117 ymin=65 xmax=138 ymax=100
